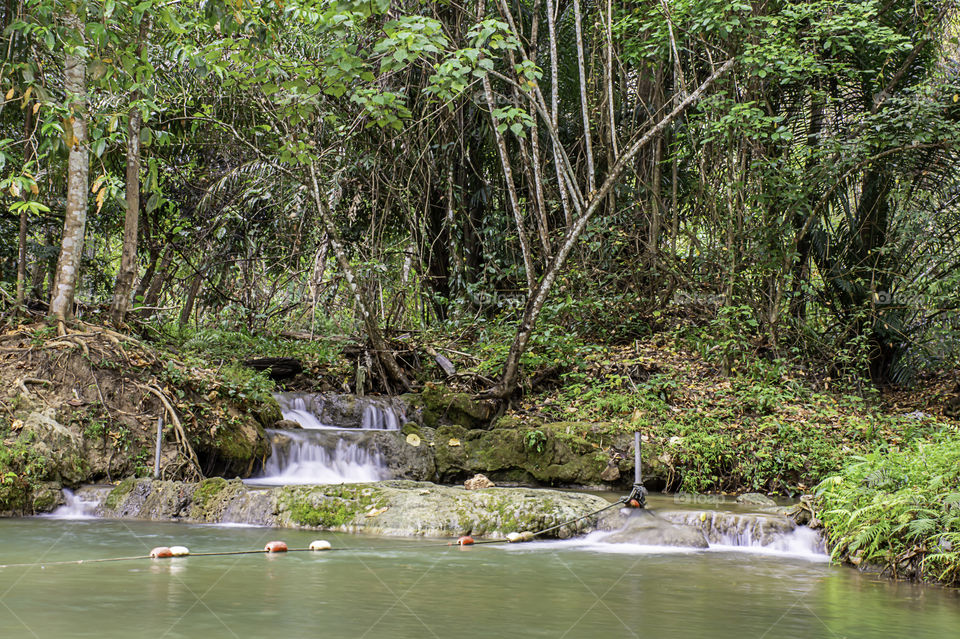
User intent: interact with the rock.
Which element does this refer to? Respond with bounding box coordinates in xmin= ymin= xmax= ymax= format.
xmin=415 ymin=384 xmax=497 ymax=429
xmin=601 ymin=512 xmax=709 ymax=548
xmin=21 ymin=410 xmax=87 ymax=484
xmin=600 ymin=460 xmax=621 ymax=482
xmin=98 ymin=478 xmax=612 ymax=539
xmin=736 ymin=492 xmax=777 ymax=507
xmin=432 ymin=423 xmax=646 ymax=488
xmin=194 ymin=409 xmax=271 ymax=478
xmin=273 ymin=420 xmax=303 ymax=430
xmin=464 ymin=474 xmax=495 ymax=490
xmin=658 ymin=510 xmax=797 ymax=546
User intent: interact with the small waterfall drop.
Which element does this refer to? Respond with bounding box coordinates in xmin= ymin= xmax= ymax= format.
xmin=552 ymin=509 xmax=826 ymax=559
xmin=252 ymin=393 xmax=404 ymax=485
xmin=43 ymin=487 xmax=110 ymax=519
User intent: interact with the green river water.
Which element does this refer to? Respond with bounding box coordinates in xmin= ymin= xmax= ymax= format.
xmin=1 ymin=516 xmax=958 ymax=638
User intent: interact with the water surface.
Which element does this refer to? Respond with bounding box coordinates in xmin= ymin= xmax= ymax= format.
xmin=1 ymin=518 xmax=957 ymax=638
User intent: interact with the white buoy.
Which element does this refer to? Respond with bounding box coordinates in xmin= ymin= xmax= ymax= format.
xmin=170 ymin=546 xmax=190 ymax=557
xmin=506 ymin=532 xmax=523 ymax=543
xmin=309 ymin=540 xmax=332 ymax=551
xmin=519 ymin=531 xmax=535 ymax=542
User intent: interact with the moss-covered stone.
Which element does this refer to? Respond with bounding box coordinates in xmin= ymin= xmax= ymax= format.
xmin=431 ymin=422 xmax=651 ymax=488
xmin=193 ymin=477 xmax=228 ymax=509
xmin=104 ymin=477 xmax=136 ymax=510
xmin=195 ymin=411 xmax=271 ymax=478
xmin=279 ymin=484 xmax=383 ymax=528
xmin=420 ymin=384 xmax=496 ymax=428
xmin=254 ymin=396 xmax=283 ymax=428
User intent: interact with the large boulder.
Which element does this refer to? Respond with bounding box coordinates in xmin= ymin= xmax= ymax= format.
xmin=403 ymin=384 xmax=497 ymax=429
xmin=99 ymin=478 xmax=614 ymax=539
xmin=432 ymin=423 xmax=639 ymax=487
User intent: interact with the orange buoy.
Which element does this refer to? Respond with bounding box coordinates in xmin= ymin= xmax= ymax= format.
xmin=456 ymin=536 xmax=474 ymax=546
xmin=264 ymin=541 xmax=288 ymax=553
xmin=628 ymin=498 xmax=642 ymax=508
xmin=150 ymin=547 xmax=173 ymax=559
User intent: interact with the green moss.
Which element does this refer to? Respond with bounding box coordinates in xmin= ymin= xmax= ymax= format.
xmin=193 ymin=477 xmax=228 ymax=509
xmin=255 ymin=397 xmax=283 ymax=428
xmin=421 ymin=384 xmax=495 ymax=428
xmin=31 ymin=486 xmax=60 ymax=512
xmin=105 ymin=477 xmax=136 ymax=510
xmin=282 ymin=485 xmax=382 ymax=529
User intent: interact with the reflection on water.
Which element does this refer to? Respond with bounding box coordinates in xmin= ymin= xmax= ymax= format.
xmin=0 ymin=519 xmax=958 ymax=638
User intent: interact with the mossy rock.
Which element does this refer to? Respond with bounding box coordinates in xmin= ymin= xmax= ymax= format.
xmin=193 ymin=477 xmax=229 ymax=509
xmin=254 ymin=396 xmax=283 ymax=428
xmin=31 ymin=483 xmax=63 ymax=512
xmin=433 ymin=424 xmax=617 ymax=487
xmin=104 ymin=477 xmax=137 ymax=510
xmin=279 ymin=484 xmax=383 ymax=529
xmin=195 ymin=412 xmax=271 ymax=478
xmin=420 ymin=384 xmax=497 ymax=429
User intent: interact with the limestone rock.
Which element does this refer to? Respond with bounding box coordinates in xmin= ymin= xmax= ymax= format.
xmin=98 ymin=478 xmax=611 ymax=539
xmin=736 ymin=492 xmax=777 ymax=507
xmin=464 ymin=474 xmax=495 ymax=490
xmin=599 ymin=460 xmax=621 ymax=482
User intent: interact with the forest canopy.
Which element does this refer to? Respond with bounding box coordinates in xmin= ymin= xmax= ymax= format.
xmin=2 ymin=0 xmax=959 ymax=395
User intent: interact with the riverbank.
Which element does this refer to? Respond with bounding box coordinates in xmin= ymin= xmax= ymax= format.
xmin=3 ymin=319 xmax=958 ymax=586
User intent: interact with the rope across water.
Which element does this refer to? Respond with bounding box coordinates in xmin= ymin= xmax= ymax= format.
xmin=0 ymin=498 xmax=629 ymax=570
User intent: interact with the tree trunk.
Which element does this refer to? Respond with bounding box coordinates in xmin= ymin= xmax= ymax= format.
xmin=493 ymin=60 xmax=734 ymax=397
xmin=179 ymin=270 xmax=203 ymax=328
xmin=16 ymin=95 xmax=35 ymax=308
xmin=110 ymin=105 xmax=142 ymax=323
xmin=309 ymin=163 xmax=411 ymax=392
xmin=141 ymin=244 xmax=173 ymax=311
xmin=482 ymin=73 xmax=536 ymax=295
xmin=573 ymin=0 xmax=596 ymax=196
xmin=545 ymin=0 xmax=572 ymax=227
xmin=111 ymin=17 xmax=149 ymax=324
xmin=50 ymin=13 xmax=89 ymax=325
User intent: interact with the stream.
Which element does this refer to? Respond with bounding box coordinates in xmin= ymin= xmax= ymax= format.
xmin=5 ymin=394 xmax=958 ymax=637
xmin=1 ymin=517 xmax=958 ymax=638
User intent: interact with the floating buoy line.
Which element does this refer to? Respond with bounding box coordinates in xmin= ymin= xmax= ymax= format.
xmin=0 ymin=497 xmax=635 ymax=571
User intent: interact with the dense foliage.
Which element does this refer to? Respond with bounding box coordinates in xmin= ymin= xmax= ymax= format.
xmin=1 ymin=0 xmax=958 ymax=392
xmin=816 ymin=431 xmax=960 ymax=586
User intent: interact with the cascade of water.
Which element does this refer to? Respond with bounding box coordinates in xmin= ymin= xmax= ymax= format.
xmin=583 ymin=509 xmax=827 ymax=559
xmin=255 ymin=430 xmax=387 ymax=485
xmin=43 ymin=488 xmax=109 ymax=519
xmin=252 ymin=393 xmax=403 ymax=485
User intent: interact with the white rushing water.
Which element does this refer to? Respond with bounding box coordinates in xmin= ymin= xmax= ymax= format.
xmin=520 ymin=509 xmax=827 ymax=560
xmin=252 ymin=393 xmax=402 ymax=485
xmin=255 ymin=430 xmax=388 ymax=485
xmin=43 ymin=488 xmax=107 ymax=519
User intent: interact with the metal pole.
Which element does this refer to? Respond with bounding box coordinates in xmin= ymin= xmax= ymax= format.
xmin=153 ymin=417 xmax=163 ymax=478
xmin=634 ymin=430 xmax=641 ymax=485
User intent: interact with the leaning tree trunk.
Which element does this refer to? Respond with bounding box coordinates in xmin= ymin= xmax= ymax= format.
xmin=493 ymin=60 xmax=735 ymax=397
xmin=308 ymin=163 xmax=411 ymax=392
xmin=50 ymin=14 xmax=89 ymax=325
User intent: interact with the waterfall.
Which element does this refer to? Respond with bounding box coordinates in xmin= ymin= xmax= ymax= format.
xmin=251 ymin=393 xmax=404 ymax=485
xmin=43 ymin=487 xmax=110 ymax=519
